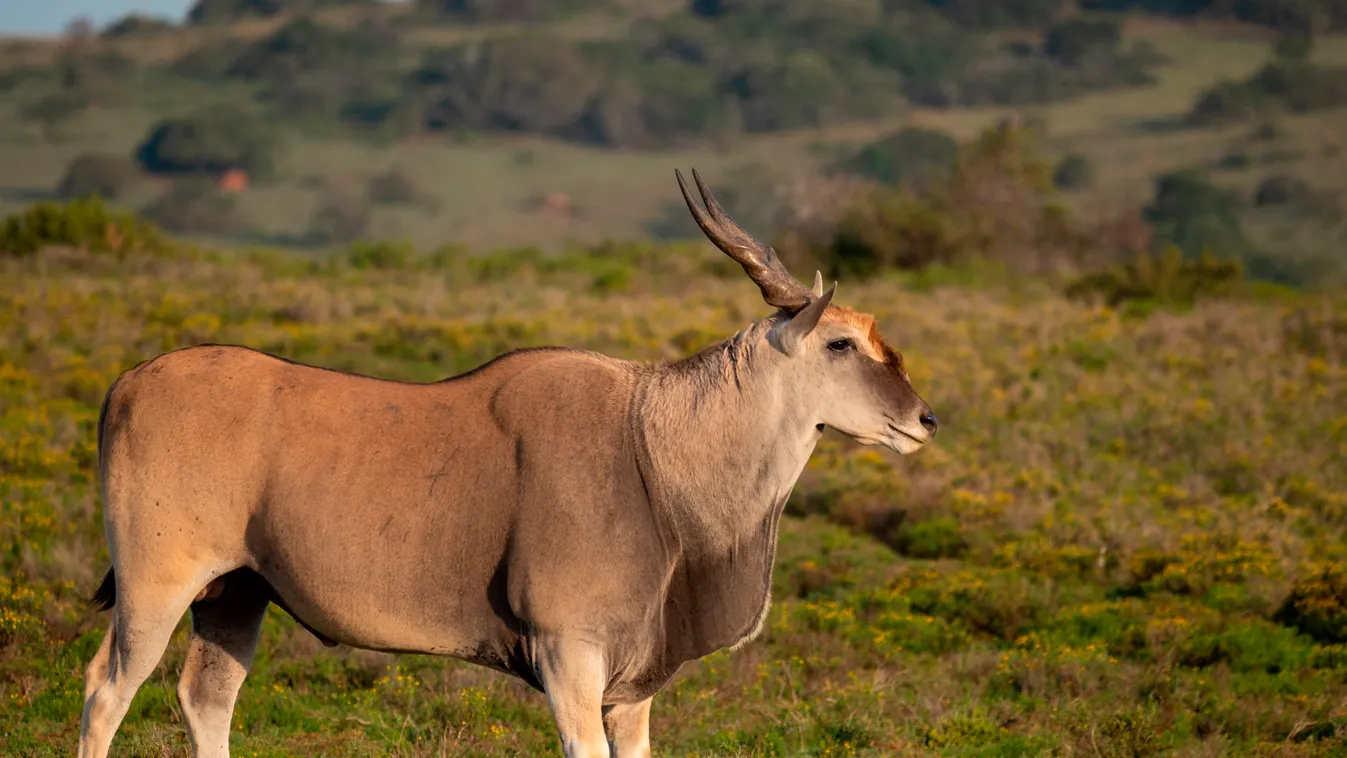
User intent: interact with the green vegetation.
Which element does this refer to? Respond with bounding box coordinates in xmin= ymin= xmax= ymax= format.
xmin=0 ymin=198 xmax=166 ymax=258
xmin=834 ymin=127 xmax=960 ymax=188
xmin=2 ymin=5 xmax=1345 ymax=752
xmin=1 ymin=0 xmax=1345 ymax=264
xmin=0 ymin=202 xmax=1344 ymax=753
xmin=1188 ymin=35 xmax=1347 ymax=126
xmin=1081 ymin=0 xmax=1347 ymax=33
xmin=794 ymin=123 xmax=1139 ymax=279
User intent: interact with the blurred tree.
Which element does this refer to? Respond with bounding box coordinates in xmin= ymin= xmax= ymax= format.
xmin=836 ymin=127 xmax=960 ymax=187
xmin=1044 ymin=19 xmax=1121 ymax=66
xmin=420 ymin=36 xmax=603 ymax=134
xmin=135 ymin=105 xmax=276 ymax=177
xmin=100 ymin=13 xmax=175 ymax=38
xmin=188 ymin=0 xmax=373 ymax=24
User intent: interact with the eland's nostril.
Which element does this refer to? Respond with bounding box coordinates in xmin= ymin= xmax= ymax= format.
xmin=919 ymin=410 xmax=938 ymax=435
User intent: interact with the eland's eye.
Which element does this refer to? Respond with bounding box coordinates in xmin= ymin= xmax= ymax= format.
xmin=827 ymin=339 xmax=855 ymax=353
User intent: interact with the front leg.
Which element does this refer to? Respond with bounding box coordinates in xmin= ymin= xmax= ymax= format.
xmin=538 ymin=637 xmax=611 ymax=758
xmin=604 ymin=698 xmax=652 ymax=758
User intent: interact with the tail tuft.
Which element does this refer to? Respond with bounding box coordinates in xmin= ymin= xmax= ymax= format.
xmin=91 ymin=568 xmax=116 ymax=611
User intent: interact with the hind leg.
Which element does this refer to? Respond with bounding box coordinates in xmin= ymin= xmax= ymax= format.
xmin=178 ymin=571 xmax=270 ymax=758
xmin=79 ymin=580 xmax=200 ymax=758
xmin=82 ymin=622 xmax=116 ymax=705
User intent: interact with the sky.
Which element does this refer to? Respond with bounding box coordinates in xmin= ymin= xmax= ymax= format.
xmin=3 ymin=1 xmax=196 ymax=36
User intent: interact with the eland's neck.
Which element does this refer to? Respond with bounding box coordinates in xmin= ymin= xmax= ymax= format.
xmin=635 ymin=317 xmax=820 ymax=553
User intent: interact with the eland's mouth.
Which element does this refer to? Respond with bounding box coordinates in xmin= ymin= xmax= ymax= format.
xmin=885 ymin=424 xmax=929 ymax=455
xmin=879 ymin=413 xmax=934 ymax=454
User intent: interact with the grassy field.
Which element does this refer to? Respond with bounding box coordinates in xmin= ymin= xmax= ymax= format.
xmin=1 ymin=19 xmax=1346 ymax=253
xmin=1 ymin=234 xmax=1345 ymax=755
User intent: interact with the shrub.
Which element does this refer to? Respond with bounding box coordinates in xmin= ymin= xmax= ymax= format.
xmin=1253 ymin=173 xmax=1311 ymax=206
xmin=309 ymin=191 xmax=371 ymax=245
xmin=1178 ymin=619 xmax=1311 ymax=673
xmin=135 ymin=105 xmax=276 ymax=177
xmin=417 ymin=0 xmax=601 ymax=22
xmin=1065 ymin=246 xmax=1243 ymax=306
xmin=366 ymin=168 xmax=420 ymax=206
xmin=1275 ymin=563 xmax=1347 ymax=644
xmin=689 ymin=0 xmax=766 ymax=17
xmin=722 ymin=51 xmax=890 ymax=133
xmin=56 ymin=153 xmax=141 ymax=200
xmin=99 ymin=13 xmax=175 ymax=38
xmin=0 ymin=198 xmax=165 ymax=258
xmin=1077 ymin=0 xmax=1347 ymax=32
xmin=1216 ymin=151 xmax=1252 ymax=170
xmin=902 ymin=569 xmax=1051 ymax=641
xmin=1273 ymin=33 xmax=1314 ymax=61
xmin=928 ymin=0 xmax=1071 ymax=29
xmin=836 ymin=127 xmax=960 ymax=187
xmin=139 ymin=180 xmax=244 ymax=236
xmin=1188 ymin=79 xmax=1264 ymax=126
xmin=1052 ymin=153 xmax=1094 ymax=190
xmin=1250 ymin=60 xmax=1347 ymax=112
xmin=1045 ymin=18 xmax=1122 ymax=66
xmin=1144 ymin=169 xmax=1251 ymax=257
xmin=341 ymin=239 xmax=415 ymax=270
xmin=1066 ymin=707 xmax=1161 ymax=758
xmin=894 ymin=517 xmax=968 ymax=559
xmin=418 ymin=36 xmax=603 ymax=135
xmin=187 ymin=0 xmax=371 ymax=24
xmin=188 ymin=0 xmax=291 ymax=23
xmin=803 ymin=122 xmax=1094 ymax=278
xmin=1188 ymin=57 xmax=1347 ymax=126
xmin=227 ymin=18 xmax=394 ymax=84
xmin=824 ymin=188 xmax=964 ymax=277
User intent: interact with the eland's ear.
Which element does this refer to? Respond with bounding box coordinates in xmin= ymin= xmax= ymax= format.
xmin=776 ymin=283 xmax=835 ymax=356
xmin=812 ymin=270 xmax=824 ymax=298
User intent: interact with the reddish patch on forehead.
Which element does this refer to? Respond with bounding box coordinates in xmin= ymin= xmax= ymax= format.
xmin=822 ymin=306 xmax=906 ymax=374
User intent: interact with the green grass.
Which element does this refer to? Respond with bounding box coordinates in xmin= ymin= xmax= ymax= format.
xmin=1 ymin=236 xmax=1345 ymax=755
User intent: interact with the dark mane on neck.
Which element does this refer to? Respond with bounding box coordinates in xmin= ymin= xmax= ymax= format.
xmin=656 ymin=319 xmax=773 ymax=406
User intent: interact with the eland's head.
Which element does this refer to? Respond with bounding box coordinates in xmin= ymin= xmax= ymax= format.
xmin=677 ymin=168 xmax=937 ymax=455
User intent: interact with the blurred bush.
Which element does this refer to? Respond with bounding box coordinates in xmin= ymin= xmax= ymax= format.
xmin=188 ymin=0 xmax=374 ymax=24
xmin=1188 ymin=38 xmax=1347 ymax=126
xmin=366 ymin=167 xmax=421 ymax=206
xmin=1253 ymin=173 xmax=1311 ymax=206
xmin=1044 ymin=18 xmax=1121 ymax=66
xmin=140 ymin=180 xmax=245 ymax=236
xmin=99 ymin=13 xmax=175 ymax=38
xmin=1079 ymin=0 xmax=1347 ymax=32
xmin=57 ymin=153 xmax=142 ymax=201
xmin=1065 ymin=246 xmax=1243 ymax=307
xmin=309 ymin=191 xmax=372 ymax=245
xmin=834 ymin=127 xmax=959 ymax=187
xmin=789 ymin=121 xmax=1135 ymax=278
xmin=1143 ymin=169 xmax=1251 ymax=258
xmin=1052 ymin=153 xmax=1095 ymax=190
xmin=417 ymin=36 xmax=604 ymax=136
xmin=0 ymin=198 xmax=166 ymax=258
xmin=1276 ymin=564 xmax=1347 ymax=644
xmin=341 ymin=239 xmax=416 ymax=270
xmin=416 ymin=0 xmax=607 ymax=22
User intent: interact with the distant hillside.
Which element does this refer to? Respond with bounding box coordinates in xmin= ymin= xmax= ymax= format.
xmin=0 ymin=1 xmax=1344 ymax=285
